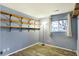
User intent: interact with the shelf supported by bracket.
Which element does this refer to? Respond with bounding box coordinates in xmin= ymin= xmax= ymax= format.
xmin=34 ymin=20 xmax=35 ymax=32
xmin=20 ymin=17 xmax=23 ymax=32
xmin=28 ymin=20 xmax=31 ymax=32
xmin=0 ymin=11 xmax=40 ymax=31
xmin=9 ymin=14 xmax=12 ymax=32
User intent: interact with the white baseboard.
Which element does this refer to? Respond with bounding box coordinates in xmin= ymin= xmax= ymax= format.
xmin=7 ymin=42 xmax=39 ymax=56
xmin=40 ymin=42 xmax=76 ymax=52
xmin=6 ymin=42 xmax=76 ymax=56
xmin=76 ymin=51 xmax=79 ymax=56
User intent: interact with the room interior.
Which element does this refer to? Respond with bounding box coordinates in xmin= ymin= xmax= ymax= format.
xmin=0 ymin=3 xmax=79 ymax=56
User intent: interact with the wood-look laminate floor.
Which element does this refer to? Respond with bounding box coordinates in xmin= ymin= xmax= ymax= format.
xmin=10 ymin=44 xmax=77 ymax=56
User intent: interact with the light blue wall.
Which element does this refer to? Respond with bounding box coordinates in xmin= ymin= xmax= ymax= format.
xmin=0 ymin=5 xmax=39 ymax=56
xmin=0 ymin=31 xmax=39 ymax=56
xmin=40 ymin=13 xmax=77 ymax=51
xmin=51 ymin=13 xmax=68 ymax=21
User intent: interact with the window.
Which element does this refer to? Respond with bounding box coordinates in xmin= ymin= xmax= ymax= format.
xmin=52 ymin=20 xmax=67 ymax=32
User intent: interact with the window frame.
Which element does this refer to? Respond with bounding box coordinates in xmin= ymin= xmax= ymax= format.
xmin=52 ymin=20 xmax=67 ymax=32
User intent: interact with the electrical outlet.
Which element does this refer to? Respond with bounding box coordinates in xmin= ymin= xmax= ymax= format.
xmin=3 ymin=49 xmax=6 ymax=52
xmin=7 ymin=48 xmax=10 ymax=51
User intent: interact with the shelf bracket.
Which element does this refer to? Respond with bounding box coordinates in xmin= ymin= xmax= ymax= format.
xmin=20 ymin=17 xmax=23 ymax=32
xmin=9 ymin=14 xmax=12 ymax=32
xmin=28 ymin=20 xmax=31 ymax=32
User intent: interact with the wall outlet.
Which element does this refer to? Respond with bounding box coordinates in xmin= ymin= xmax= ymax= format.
xmin=3 ymin=49 xmax=6 ymax=53
xmin=7 ymin=48 xmax=10 ymax=51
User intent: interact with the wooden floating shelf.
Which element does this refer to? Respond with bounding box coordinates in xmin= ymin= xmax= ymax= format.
xmin=0 ymin=26 xmax=40 ymax=30
xmin=0 ymin=19 xmax=21 ymax=24
xmin=72 ymin=3 xmax=79 ymax=17
xmin=0 ymin=20 xmax=29 ymax=24
xmin=73 ymin=10 xmax=79 ymax=17
xmin=0 ymin=11 xmax=32 ymax=20
xmin=0 ymin=20 xmax=40 ymax=25
xmin=0 ymin=11 xmax=40 ymax=31
xmin=0 ymin=26 xmax=22 ymax=28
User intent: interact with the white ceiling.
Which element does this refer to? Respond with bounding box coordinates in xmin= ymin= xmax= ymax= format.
xmin=1 ymin=3 xmax=75 ymax=18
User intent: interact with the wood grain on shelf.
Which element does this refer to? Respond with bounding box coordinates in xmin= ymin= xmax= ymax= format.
xmin=0 ymin=20 xmax=40 ymax=25
xmin=0 ymin=26 xmax=22 ymax=28
xmin=0 ymin=19 xmax=9 ymax=22
xmin=0 ymin=26 xmax=40 ymax=30
xmin=0 ymin=11 xmax=32 ymax=20
xmin=0 ymin=20 xmax=29 ymax=24
xmin=0 ymin=26 xmax=32 ymax=28
xmin=73 ymin=3 xmax=79 ymax=16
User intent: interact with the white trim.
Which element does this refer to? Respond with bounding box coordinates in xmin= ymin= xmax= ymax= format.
xmin=46 ymin=44 xmax=76 ymax=52
xmin=6 ymin=43 xmax=39 ymax=56
xmin=40 ymin=43 xmax=76 ymax=52
xmin=76 ymin=51 xmax=79 ymax=56
xmin=6 ymin=42 xmax=76 ymax=56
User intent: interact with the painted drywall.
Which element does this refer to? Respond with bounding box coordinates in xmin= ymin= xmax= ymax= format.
xmin=39 ymin=13 xmax=77 ymax=51
xmin=0 ymin=5 xmax=39 ymax=56
xmin=0 ymin=31 xmax=39 ymax=56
